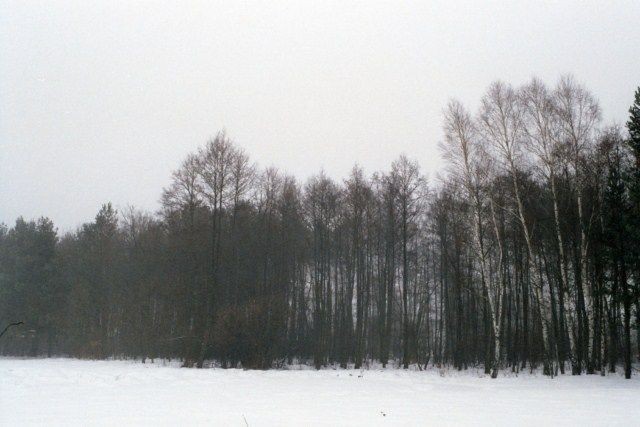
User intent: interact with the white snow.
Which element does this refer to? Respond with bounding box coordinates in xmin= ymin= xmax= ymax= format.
xmin=1 ymin=358 xmax=638 ymax=426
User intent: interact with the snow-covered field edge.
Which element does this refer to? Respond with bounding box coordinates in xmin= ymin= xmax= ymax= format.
xmin=3 ymin=355 xmax=638 ymax=378
xmin=2 ymin=357 xmax=639 ymax=426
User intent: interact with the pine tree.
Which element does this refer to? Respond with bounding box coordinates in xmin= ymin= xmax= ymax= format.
xmin=602 ymin=138 xmax=631 ymax=378
xmin=628 ymin=88 xmax=640 ymax=161
xmin=627 ymin=88 xmax=640 ymax=216
xmin=626 ymin=87 xmax=640 ymax=367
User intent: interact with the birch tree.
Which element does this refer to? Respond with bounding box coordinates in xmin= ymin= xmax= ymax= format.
xmin=554 ymin=76 xmax=601 ymax=373
xmin=442 ymin=100 xmax=504 ymax=378
xmin=520 ymin=79 xmax=580 ymax=373
xmin=479 ymin=82 xmax=556 ymax=376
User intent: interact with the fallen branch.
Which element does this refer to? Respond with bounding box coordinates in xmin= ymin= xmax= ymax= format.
xmin=0 ymin=321 xmax=24 ymax=339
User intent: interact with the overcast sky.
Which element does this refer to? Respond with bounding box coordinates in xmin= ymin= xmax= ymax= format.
xmin=1 ymin=1 xmax=639 ymax=231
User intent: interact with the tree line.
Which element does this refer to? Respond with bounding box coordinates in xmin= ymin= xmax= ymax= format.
xmin=1 ymin=76 xmax=639 ymax=378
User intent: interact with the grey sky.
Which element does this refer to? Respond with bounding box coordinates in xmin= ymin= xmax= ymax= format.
xmin=1 ymin=1 xmax=639 ymax=231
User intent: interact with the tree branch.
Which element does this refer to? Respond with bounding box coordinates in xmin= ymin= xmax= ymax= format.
xmin=0 ymin=321 xmax=24 ymax=339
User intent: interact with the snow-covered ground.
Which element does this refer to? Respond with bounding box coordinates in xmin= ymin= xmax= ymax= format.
xmin=1 ymin=358 xmax=638 ymax=426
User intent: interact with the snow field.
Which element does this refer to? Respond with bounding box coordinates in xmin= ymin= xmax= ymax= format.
xmin=1 ymin=358 xmax=639 ymax=426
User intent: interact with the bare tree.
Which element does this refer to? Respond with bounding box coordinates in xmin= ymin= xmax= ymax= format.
xmin=304 ymin=172 xmax=340 ymax=368
xmin=442 ymin=100 xmax=504 ymax=377
xmin=554 ymin=75 xmax=601 ymax=373
xmin=479 ymin=81 xmax=556 ymax=376
xmin=343 ymin=166 xmax=374 ymax=368
xmin=196 ymin=131 xmax=236 ymax=368
xmin=520 ymin=79 xmax=579 ymax=373
xmin=161 ymin=153 xmax=203 ymax=215
xmin=391 ymin=155 xmax=426 ymax=369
